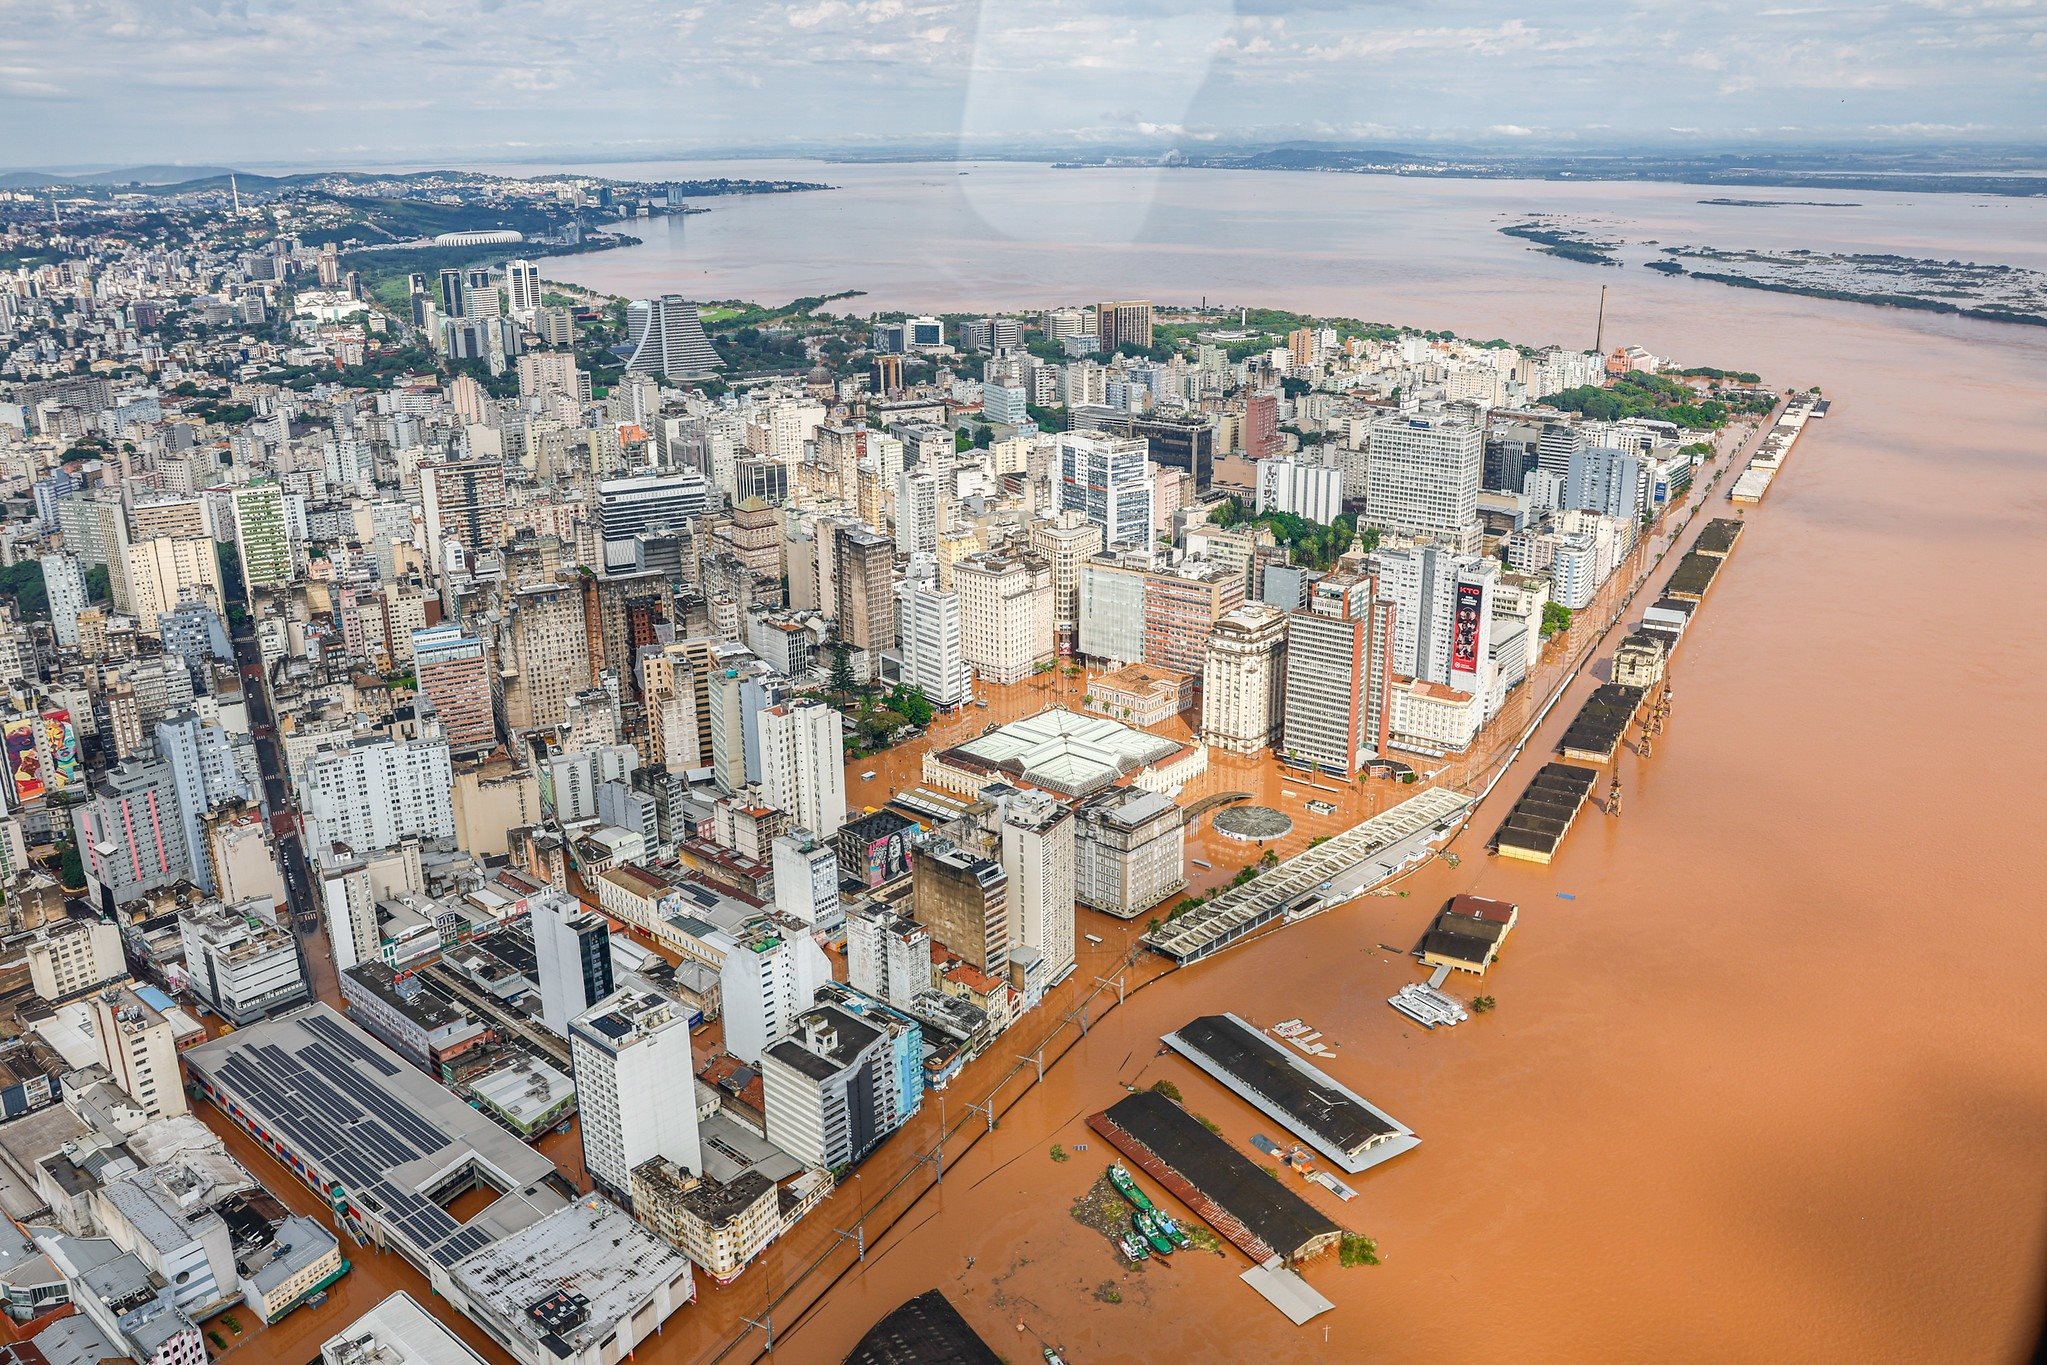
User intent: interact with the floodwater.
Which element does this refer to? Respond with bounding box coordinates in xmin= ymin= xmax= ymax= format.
xmin=484 ymin=163 xmax=2044 ymax=1360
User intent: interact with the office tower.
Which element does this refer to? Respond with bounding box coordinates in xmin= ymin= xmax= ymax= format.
xmin=419 ymin=457 xmax=508 ymax=573
xmin=1564 ymin=445 xmax=1648 ymax=521
xmin=1244 ymin=390 xmax=1281 ymax=459
xmin=537 ymin=306 xmax=577 ymax=347
xmin=1071 ymin=408 xmax=1217 ymax=491
xmin=772 ymin=830 xmax=841 ymax=930
xmin=1026 ymin=510 xmax=1105 ymax=653
xmin=125 ymin=535 xmax=222 ymax=630
xmin=993 ymin=789 xmax=1075 ymax=1003
xmin=1201 ymin=602 xmax=1289 ymax=754
xmin=437 ymin=267 xmax=466 ymax=320
xmin=982 ymin=382 xmax=1028 ymax=426
xmin=1140 ymin=561 xmax=1244 ymax=675
xmin=231 ymin=483 xmax=292 ymax=588
xmin=298 ymin=733 xmax=455 ymax=852
xmin=759 ymin=699 xmax=846 ymax=839
xmin=761 ymin=1004 xmax=919 ymax=1171
xmin=1281 ymin=576 xmax=1396 ymax=773
xmin=912 ymin=836 xmax=1008 ymax=976
xmin=533 ymin=890 xmax=615 ymax=1038
xmin=316 ymin=849 xmax=387 ymax=975
xmin=1057 ymin=430 xmax=1154 ymax=548
xmin=624 ymin=296 xmax=723 ymax=380
xmin=597 ymin=471 xmax=711 ymax=571
xmin=1041 ymin=305 xmax=1089 ymax=340
xmin=411 ymin=626 xmax=497 ymax=754
xmin=504 ymin=259 xmax=541 ymax=316
xmin=1364 ymin=412 xmax=1484 ymax=548
xmin=1094 ymin=299 xmax=1153 ymax=352
xmin=895 ymin=572 xmax=971 ymax=709
xmin=179 ymin=904 xmax=308 ymax=1024
xmin=1537 ymin=421 xmax=1585 ymax=479
xmin=1255 ymin=457 xmax=1343 ymax=524
xmin=894 ymin=465 xmax=947 ymax=557
xmin=832 ymin=524 xmax=896 ymax=656
xmin=955 ymin=551 xmax=1053 ymax=686
xmin=570 ymin=990 xmax=702 ymax=1210
xmin=154 ymin=709 xmax=253 ymax=893
xmin=73 ymin=760 xmax=192 ymax=912
xmin=38 ymin=552 xmax=88 ymax=649
xmin=720 ymin=918 xmax=831 ymax=1064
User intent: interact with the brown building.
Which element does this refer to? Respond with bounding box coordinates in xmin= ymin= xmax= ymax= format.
xmin=911 ymin=837 xmax=1008 ymax=977
xmin=834 ymin=523 xmax=897 ymax=657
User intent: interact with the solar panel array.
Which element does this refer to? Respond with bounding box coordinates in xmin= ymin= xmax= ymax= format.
xmin=200 ymin=1020 xmax=499 ymax=1270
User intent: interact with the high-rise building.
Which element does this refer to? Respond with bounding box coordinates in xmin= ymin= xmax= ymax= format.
xmin=955 ymin=551 xmax=1053 ymax=686
xmin=758 ymin=700 xmax=846 ymax=839
xmin=22 ymin=917 xmax=127 ymax=1002
xmin=1072 ymin=786 xmax=1186 ymax=919
xmin=299 ymin=733 xmax=456 ymax=853
xmin=1369 ymin=542 xmax=1498 ymax=690
xmin=624 ymin=296 xmax=723 ymax=380
xmin=504 ymin=259 xmax=542 ymax=317
xmin=720 ymin=917 xmax=832 ymax=1064
xmin=411 ymin=626 xmax=497 ymax=755
xmin=570 ymin=989 xmax=702 ymax=1211
xmin=912 ymin=836 xmax=1008 ymax=977
xmin=38 ymin=552 xmax=89 ymax=649
xmin=832 ymin=524 xmax=896 ymax=658
xmin=419 ymin=457 xmax=508 ymax=572
xmin=437 ymin=267 xmax=466 ymax=321
xmin=1026 ymin=510 xmax=1105 ymax=653
xmin=1364 ymin=412 xmax=1483 ymax=548
xmin=179 ymin=903 xmax=309 ymax=1024
xmin=1201 ymin=602 xmax=1289 ymax=754
xmin=772 ymin=830 xmax=841 ymax=931
xmin=1255 ymin=457 xmax=1343 ymax=524
xmin=1281 ymin=573 xmax=1396 ymax=774
xmin=154 ymin=709 xmax=254 ymax=893
xmin=1094 ymin=300 xmax=1153 ymax=352
xmin=895 ymin=572 xmax=971 ymax=709
xmin=533 ymin=890 xmax=615 ymax=1038
xmin=125 ymin=535 xmax=222 ymax=630
xmin=845 ymin=905 xmax=931 ymax=1010
xmin=504 ymin=582 xmax=590 ymax=734
xmin=597 ymin=472 xmax=711 ymax=572
xmin=992 ymin=788 xmax=1075 ymax=1004
xmin=1244 ymin=390 xmax=1281 ymax=460
xmin=231 ymin=482 xmax=292 ymax=588
xmin=1057 ymin=431 xmax=1153 ymax=549
xmin=74 ymin=759 xmax=192 ymax=913
xmin=761 ymin=1003 xmax=920 ymax=1171
xmin=90 ymin=987 xmax=189 ymax=1120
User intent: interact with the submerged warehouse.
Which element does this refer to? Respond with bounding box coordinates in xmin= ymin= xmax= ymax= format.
xmin=1559 ymin=684 xmax=1647 ymax=763
xmin=1493 ymin=762 xmax=1599 ymax=864
xmin=1162 ymin=1014 xmax=1420 ymax=1174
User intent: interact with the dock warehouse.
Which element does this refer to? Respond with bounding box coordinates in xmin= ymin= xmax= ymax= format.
xmin=1088 ymin=1091 xmax=1342 ymax=1265
xmin=1663 ymin=551 xmax=1725 ymax=602
xmin=1559 ymin=684 xmax=1646 ymax=763
xmin=1162 ymin=1014 xmax=1420 ymax=1174
xmin=1420 ymin=895 xmax=1520 ymax=976
xmin=1493 ymin=763 xmax=1598 ymax=864
xmin=1691 ymin=517 xmax=1745 ymax=559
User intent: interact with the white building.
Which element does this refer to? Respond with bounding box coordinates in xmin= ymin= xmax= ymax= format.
xmin=1057 ymin=430 xmax=1153 ymax=549
xmin=298 ymin=734 xmax=455 ymax=853
xmin=955 ymin=551 xmax=1053 ymax=686
xmin=758 ymin=700 xmax=845 ymax=839
xmin=532 ymin=890 xmax=615 ymax=1038
xmin=1364 ymin=412 xmax=1482 ymax=549
xmin=569 ymin=990 xmax=702 ymax=1211
xmin=39 ymin=551 xmax=90 ymax=649
xmin=772 ymin=830 xmax=840 ymax=931
xmin=178 ymin=903 xmax=308 ymax=1025
xmin=1255 ymin=457 xmax=1343 ymax=525
xmin=993 ymin=789 xmax=1075 ymax=1004
xmin=895 ymin=571 xmax=971 ymax=709
xmin=230 ymin=482 xmax=292 ymax=588
xmin=719 ymin=917 xmax=831 ymax=1065
xmin=23 ymin=917 xmax=127 ymax=1002
xmin=845 ymin=906 xmax=930 ymax=1011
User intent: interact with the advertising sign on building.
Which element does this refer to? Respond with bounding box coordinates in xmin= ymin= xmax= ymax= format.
xmin=1452 ymin=581 xmax=1485 ymax=674
xmin=863 ymin=832 xmax=911 ymax=888
xmin=42 ymin=711 xmax=79 ymax=790
xmin=3 ymin=718 xmax=43 ymax=804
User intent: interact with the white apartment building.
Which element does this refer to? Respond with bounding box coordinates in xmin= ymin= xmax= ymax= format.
xmin=895 ymin=572 xmax=971 ymax=709
xmin=719 ymin=917 xmax=832 ymax=1065
xmin=771 ymin=830 xmax=841 ymax=931
xmin=298 ymin=734 xmax=455 ymax=852
xmin=1364 ymin=412 xmax=1482 ymax=549
xmin=1057 ymin=430 xmax=1153 ymax=548
xmin=1255 ymin=457 xmax=1344 ymax=525
xmin=23 ymin=917 xmax=127 ymax=1002
xmin=758 ymin=700 xmax=846 ymax=840
xmin=995 ymin=790 xmax=1075 ymax=1003
xmin=955 ymin=551 xmax=1053 ymax=686
xmin=569 ymin=990 xmax=702 ymax=1211
xmin=126 ymin=536 xmax=222 ymax=631
xmin=90 ymin=988 xmax=189 ymax=1121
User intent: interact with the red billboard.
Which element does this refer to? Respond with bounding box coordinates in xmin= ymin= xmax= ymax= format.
xmin=1452 ymin=581 xmax=1485 ymax=674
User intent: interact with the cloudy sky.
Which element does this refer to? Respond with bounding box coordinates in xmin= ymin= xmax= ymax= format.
xmin=3 ymin=0 xmax=2043 ymax=168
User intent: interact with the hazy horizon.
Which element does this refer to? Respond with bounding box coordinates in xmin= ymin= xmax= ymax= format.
xmin=6 ymin=0 xmax=2043 ymax=169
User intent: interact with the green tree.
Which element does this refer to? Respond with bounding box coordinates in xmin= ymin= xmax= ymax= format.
xmin=828 ymin=645 xmax=857 ymax=699
xmin=1541 ymin=602 xmax=1573 ymax=637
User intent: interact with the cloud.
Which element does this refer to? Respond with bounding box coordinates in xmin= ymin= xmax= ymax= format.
xmin=0 ymin=0 xmax=2041 ymax=165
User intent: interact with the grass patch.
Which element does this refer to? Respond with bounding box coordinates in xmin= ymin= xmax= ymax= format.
xmin=1148 ymin=1079 xmax=1181 ymax=1102
xmin=1185 ymin=1226 xmax=1225 ymax=1255
xmin=1193 ymin=1113 xmax=1222 ymax=1135
xmin=1050 ymin=1143 xmax=1069 ymax=1162
xmin=1094 ymin=1282 xmax=1124 ymax=1304
xmin=1339 ymin=1232 xmax=1381 ymax=1267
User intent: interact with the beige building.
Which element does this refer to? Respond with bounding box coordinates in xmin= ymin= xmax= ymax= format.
xmin=1027 ymin=509 xmax=1105 ymax=651
xmin=452 ymin=759 xmax=543 ymax=858
xmin=630 ymin=1158 xmax=811 ymax=1286
xmin=1201 ymin=603 xmax=1289 ymax=754
xmin=126 ymin=534 xmax=222 ymax=630
xmin=91 ymin=987 xmax=189 ymax=1120
xmin=503 ymin=581 xmax=589 ymax=733
xmin=23 ymin=917 xmax=128 ymax=1002
xmin=955 ymin=550 xmax=1053 ymax=686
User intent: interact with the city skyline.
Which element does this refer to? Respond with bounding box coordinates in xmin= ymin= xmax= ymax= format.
xmin=4 ymin=0 xmax=2045 ymax=168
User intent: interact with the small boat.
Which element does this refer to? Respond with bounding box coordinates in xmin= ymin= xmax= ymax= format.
xmin=1119 ymin=1233 xmax=1149 ymax=1262
xmin=1154 ymin=1212 xmax=1193 ymax=1250
xmin=1106 ymin=1165 xmax=1156 ymax=1213
xmin=1044 ymin=1350 xmax=1066 ymax=1365
xmin=1131 ymin=1209 xmax=1175 ymax=1256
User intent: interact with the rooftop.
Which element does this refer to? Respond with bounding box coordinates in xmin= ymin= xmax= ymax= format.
xmin=936 ymin=706 xmax=1186 ymax=798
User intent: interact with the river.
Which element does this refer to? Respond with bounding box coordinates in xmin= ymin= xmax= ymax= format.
xmin=521 ymin=161 xmax=2047 ymax=1363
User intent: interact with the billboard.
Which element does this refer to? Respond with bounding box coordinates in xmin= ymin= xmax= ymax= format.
xmin=3 ymin=718 xmax=42 ymax=804
xmin=41 ymin=711 xmax=79 ymax=791
xmin=862 ymin=832 xmax=912 ymax=889
xmin=1452 ymin=581 xmax=1485 ymax=674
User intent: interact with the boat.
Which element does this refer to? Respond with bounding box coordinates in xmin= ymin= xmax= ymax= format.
xmin=1154 ymin=1212 xmax=1193 ymax=1250
xmin=1106 ymin=1164 xmax=1156 ymax=1213
xmin=1131 ymin=1209 xmax=1175 ymax=1256
xmin=1044 ymin=1350 xmax=1066 ymax=1365
xmin=1119 ymin=1233 xmax=1149 ymax=1262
